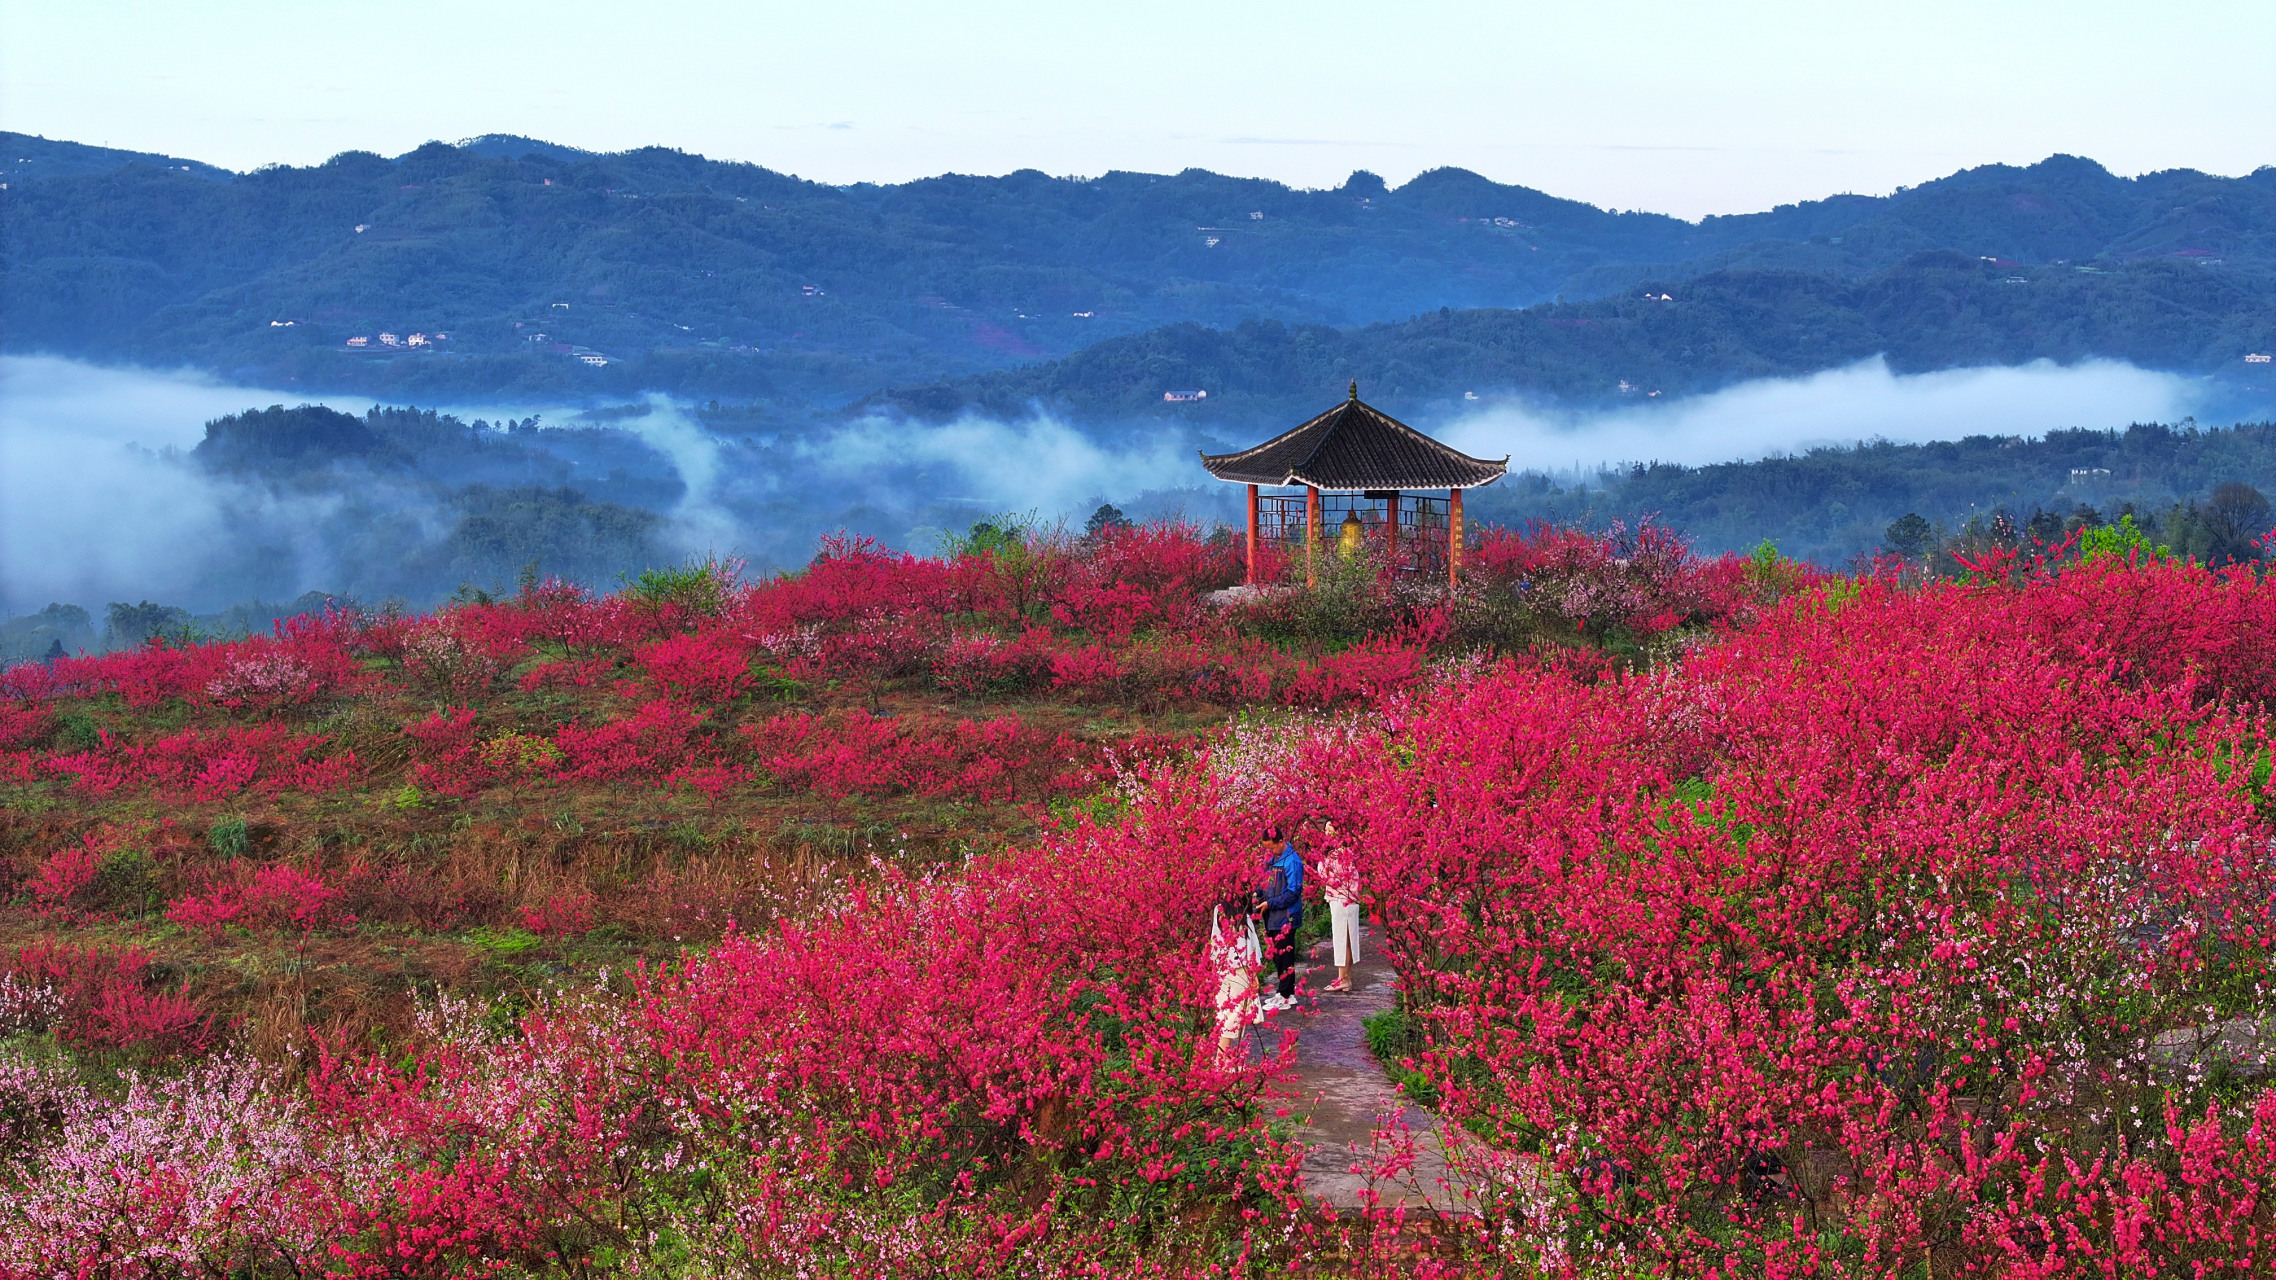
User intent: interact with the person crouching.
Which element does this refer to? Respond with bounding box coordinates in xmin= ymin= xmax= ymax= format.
xmin=1208 ymin=892 xmax=1263 ymax=1065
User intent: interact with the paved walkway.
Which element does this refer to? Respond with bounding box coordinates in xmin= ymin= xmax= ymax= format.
xmin=1253 ymin=926 xmax=1478 ymax=1214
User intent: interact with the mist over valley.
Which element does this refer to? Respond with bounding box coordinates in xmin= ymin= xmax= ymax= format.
xmin=5 ymin=349 xmax=2268 ymax=661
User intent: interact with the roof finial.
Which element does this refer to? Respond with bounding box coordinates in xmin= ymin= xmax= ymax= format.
xmin=1348 ymin=379 xmax=1359 ymax=401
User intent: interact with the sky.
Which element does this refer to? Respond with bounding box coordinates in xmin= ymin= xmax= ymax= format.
xmin=1 ymin=0 xmax=2269 ymax=218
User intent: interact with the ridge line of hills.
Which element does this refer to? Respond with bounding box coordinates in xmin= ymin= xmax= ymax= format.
xmin=4 ymin=131 xmax=2272 ymax=415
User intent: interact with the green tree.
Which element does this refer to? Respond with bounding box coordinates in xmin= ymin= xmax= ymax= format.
xmin=1884 ymin=513 xmax=1932 ymax=556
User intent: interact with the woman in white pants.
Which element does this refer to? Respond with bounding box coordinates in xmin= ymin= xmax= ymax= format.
xmin=1208 ymin=894 xmax=1263 ymax=1064
xmin=1317 ymin=819 xmax=1361 ymax=993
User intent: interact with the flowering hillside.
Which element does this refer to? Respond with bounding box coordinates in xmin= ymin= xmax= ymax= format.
xmin=4 ymin=522 xmax=2273 ymax=1276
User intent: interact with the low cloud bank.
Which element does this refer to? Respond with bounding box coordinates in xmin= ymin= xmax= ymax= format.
xmin=807 ymin=410 xmax=1200 ymax=519
xmin=0 ymin=359 xmax=372 ymax=618
xmin=1438 ymin=357 xmax=2221 ymax=477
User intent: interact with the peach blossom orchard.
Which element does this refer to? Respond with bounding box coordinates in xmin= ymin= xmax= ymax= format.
xmin=3 ymin=520 xmax=2275 ymax=1277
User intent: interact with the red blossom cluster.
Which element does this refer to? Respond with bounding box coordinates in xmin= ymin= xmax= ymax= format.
xmin=1282 ymin=636 xmax=1430 ymax=707
xmin=41 ymin=722 xmax=360 ymax=801
xmin=5 ymin=940 xmax=208 ymax=1054
xmin=405 ymin=701 xmax=730 ymax=798
xmin=166 ymin=863 xmax=351 ymax=938
xmin=1 ymin=610 xmax=368 ymax=710
xmin=748 ymin=709 xmax=1095 ymax=801
xmin=1281 ymin=563 xmax=2276 ymax=1275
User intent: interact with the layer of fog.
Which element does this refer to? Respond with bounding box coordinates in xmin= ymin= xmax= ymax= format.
xmin=1 ymin=359 xmax=368 ymax=620
xmin=1437 ymin=357 xmax=2222 ymax=478
xmin=0 ymin=357 xmax=1194 ymax=619
xmin=1 ymin=353 xmax=2251 ymax=626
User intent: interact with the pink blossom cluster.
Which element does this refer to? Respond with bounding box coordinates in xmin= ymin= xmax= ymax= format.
xmin=1467 ymin=518 xmax=1765 ymax=638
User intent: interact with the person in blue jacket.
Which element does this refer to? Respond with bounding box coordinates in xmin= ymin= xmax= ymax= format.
xmin=1258 ymin=824 xmax=1305 ymax=1011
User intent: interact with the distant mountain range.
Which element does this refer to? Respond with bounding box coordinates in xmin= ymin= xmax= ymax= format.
xmin=877 ymin=252 xmax=2276 ymax=426
xmin=3 ymin=131 xmax=2272 ymax=413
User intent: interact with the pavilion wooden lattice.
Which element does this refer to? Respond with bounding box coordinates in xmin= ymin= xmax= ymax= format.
xmin=1201 ymin=383 xmax=1507 ymax=588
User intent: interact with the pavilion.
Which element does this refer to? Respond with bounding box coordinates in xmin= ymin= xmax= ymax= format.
xmin=1199 ymin=383 xmax=1507 ymax=587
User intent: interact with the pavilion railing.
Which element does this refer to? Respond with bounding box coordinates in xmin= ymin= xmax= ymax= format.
xmin=1256 ymin=493 xmax=1453 ymax=578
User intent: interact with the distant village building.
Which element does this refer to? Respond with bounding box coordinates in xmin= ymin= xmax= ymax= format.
xmin=2248 ymin=353 xmax=2273 ymax=364
xmin=346 ymin=336 xmax=369 ymax=347
xmin=406 ymin=333 xmax=430 ymax=347
xmin=354 ymin=224 xmax=369 ymax=233
xmin=1163 ymin=390 xmax=1208 ymax=403
xmin=378 ymin=333 xmax=400 ymax=347
xmin=578 ymin=353 xmax=609 ymax=367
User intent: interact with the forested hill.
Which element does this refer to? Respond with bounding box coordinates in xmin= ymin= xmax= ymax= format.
xmin=2 ymin=131 xmax=2270 ymax=402
xmin=1476 ymin=419 xmax=2276 ymax=568
xmin=0 ymin=133 xmax=233 ymax=185
xmin=879 ymin=251 xmax=2276 ymax=424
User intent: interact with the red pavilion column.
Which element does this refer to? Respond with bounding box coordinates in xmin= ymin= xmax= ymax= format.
xmin=1245 ymin=484 xmax=1259 ymax=585
xmin=1385 ymin=491 xmax=1400 ymax=566
xmin=1304 ymin=485 xmax=1320 ymax=588
xmin=1448 ymin=488 xmax=1465 ymax=588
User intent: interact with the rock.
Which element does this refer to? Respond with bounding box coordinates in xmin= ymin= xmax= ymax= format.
xmin=1202 ymin=585 xmax=1279 ymax=609
xmin=2151 ymin=1015 xmax=2276 ymax=1078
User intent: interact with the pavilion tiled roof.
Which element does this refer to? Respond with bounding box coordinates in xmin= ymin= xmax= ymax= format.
xmin=1198 ymin=386 xmax=1508 ymax=491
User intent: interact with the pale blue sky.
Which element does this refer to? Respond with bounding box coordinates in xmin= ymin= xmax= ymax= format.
xmin=3 ymin=0 xmax=2269 ymax=218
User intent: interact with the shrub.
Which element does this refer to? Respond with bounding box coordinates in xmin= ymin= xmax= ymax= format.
xmin=1281 ymin=637 xmax=1427 ymax=707
xmin=43 ymin=723 xmax=361 ymax=802
xmin=166 ymin=864 xmax=350 ymax=937
xmin=517 ymin=890 xmax=597 ymax=936
xmin=4 ymin=940 xmax=208 ymax=1054
xmin=26 ymin=836 xmax=103 ymax=918
xmin=636 ymin=631 xmax=754 ymax=702
xmin=628 ymin=557 xmax=739 ymax=617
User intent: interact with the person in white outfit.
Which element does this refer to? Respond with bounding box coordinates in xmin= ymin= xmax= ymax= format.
xmin=1208 ymin=893 xmax=1264 ymax=1064
xmin=1316 ymin=819 xmax=1361 ymax=993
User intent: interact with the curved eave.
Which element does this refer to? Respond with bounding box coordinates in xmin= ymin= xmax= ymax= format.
xmin=1198 ymin=450 xmax=1510 ymax=491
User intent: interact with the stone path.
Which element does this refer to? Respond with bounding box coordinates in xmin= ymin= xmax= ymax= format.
xmin=1250 ymin=926 xmax=1478 ymax=1214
